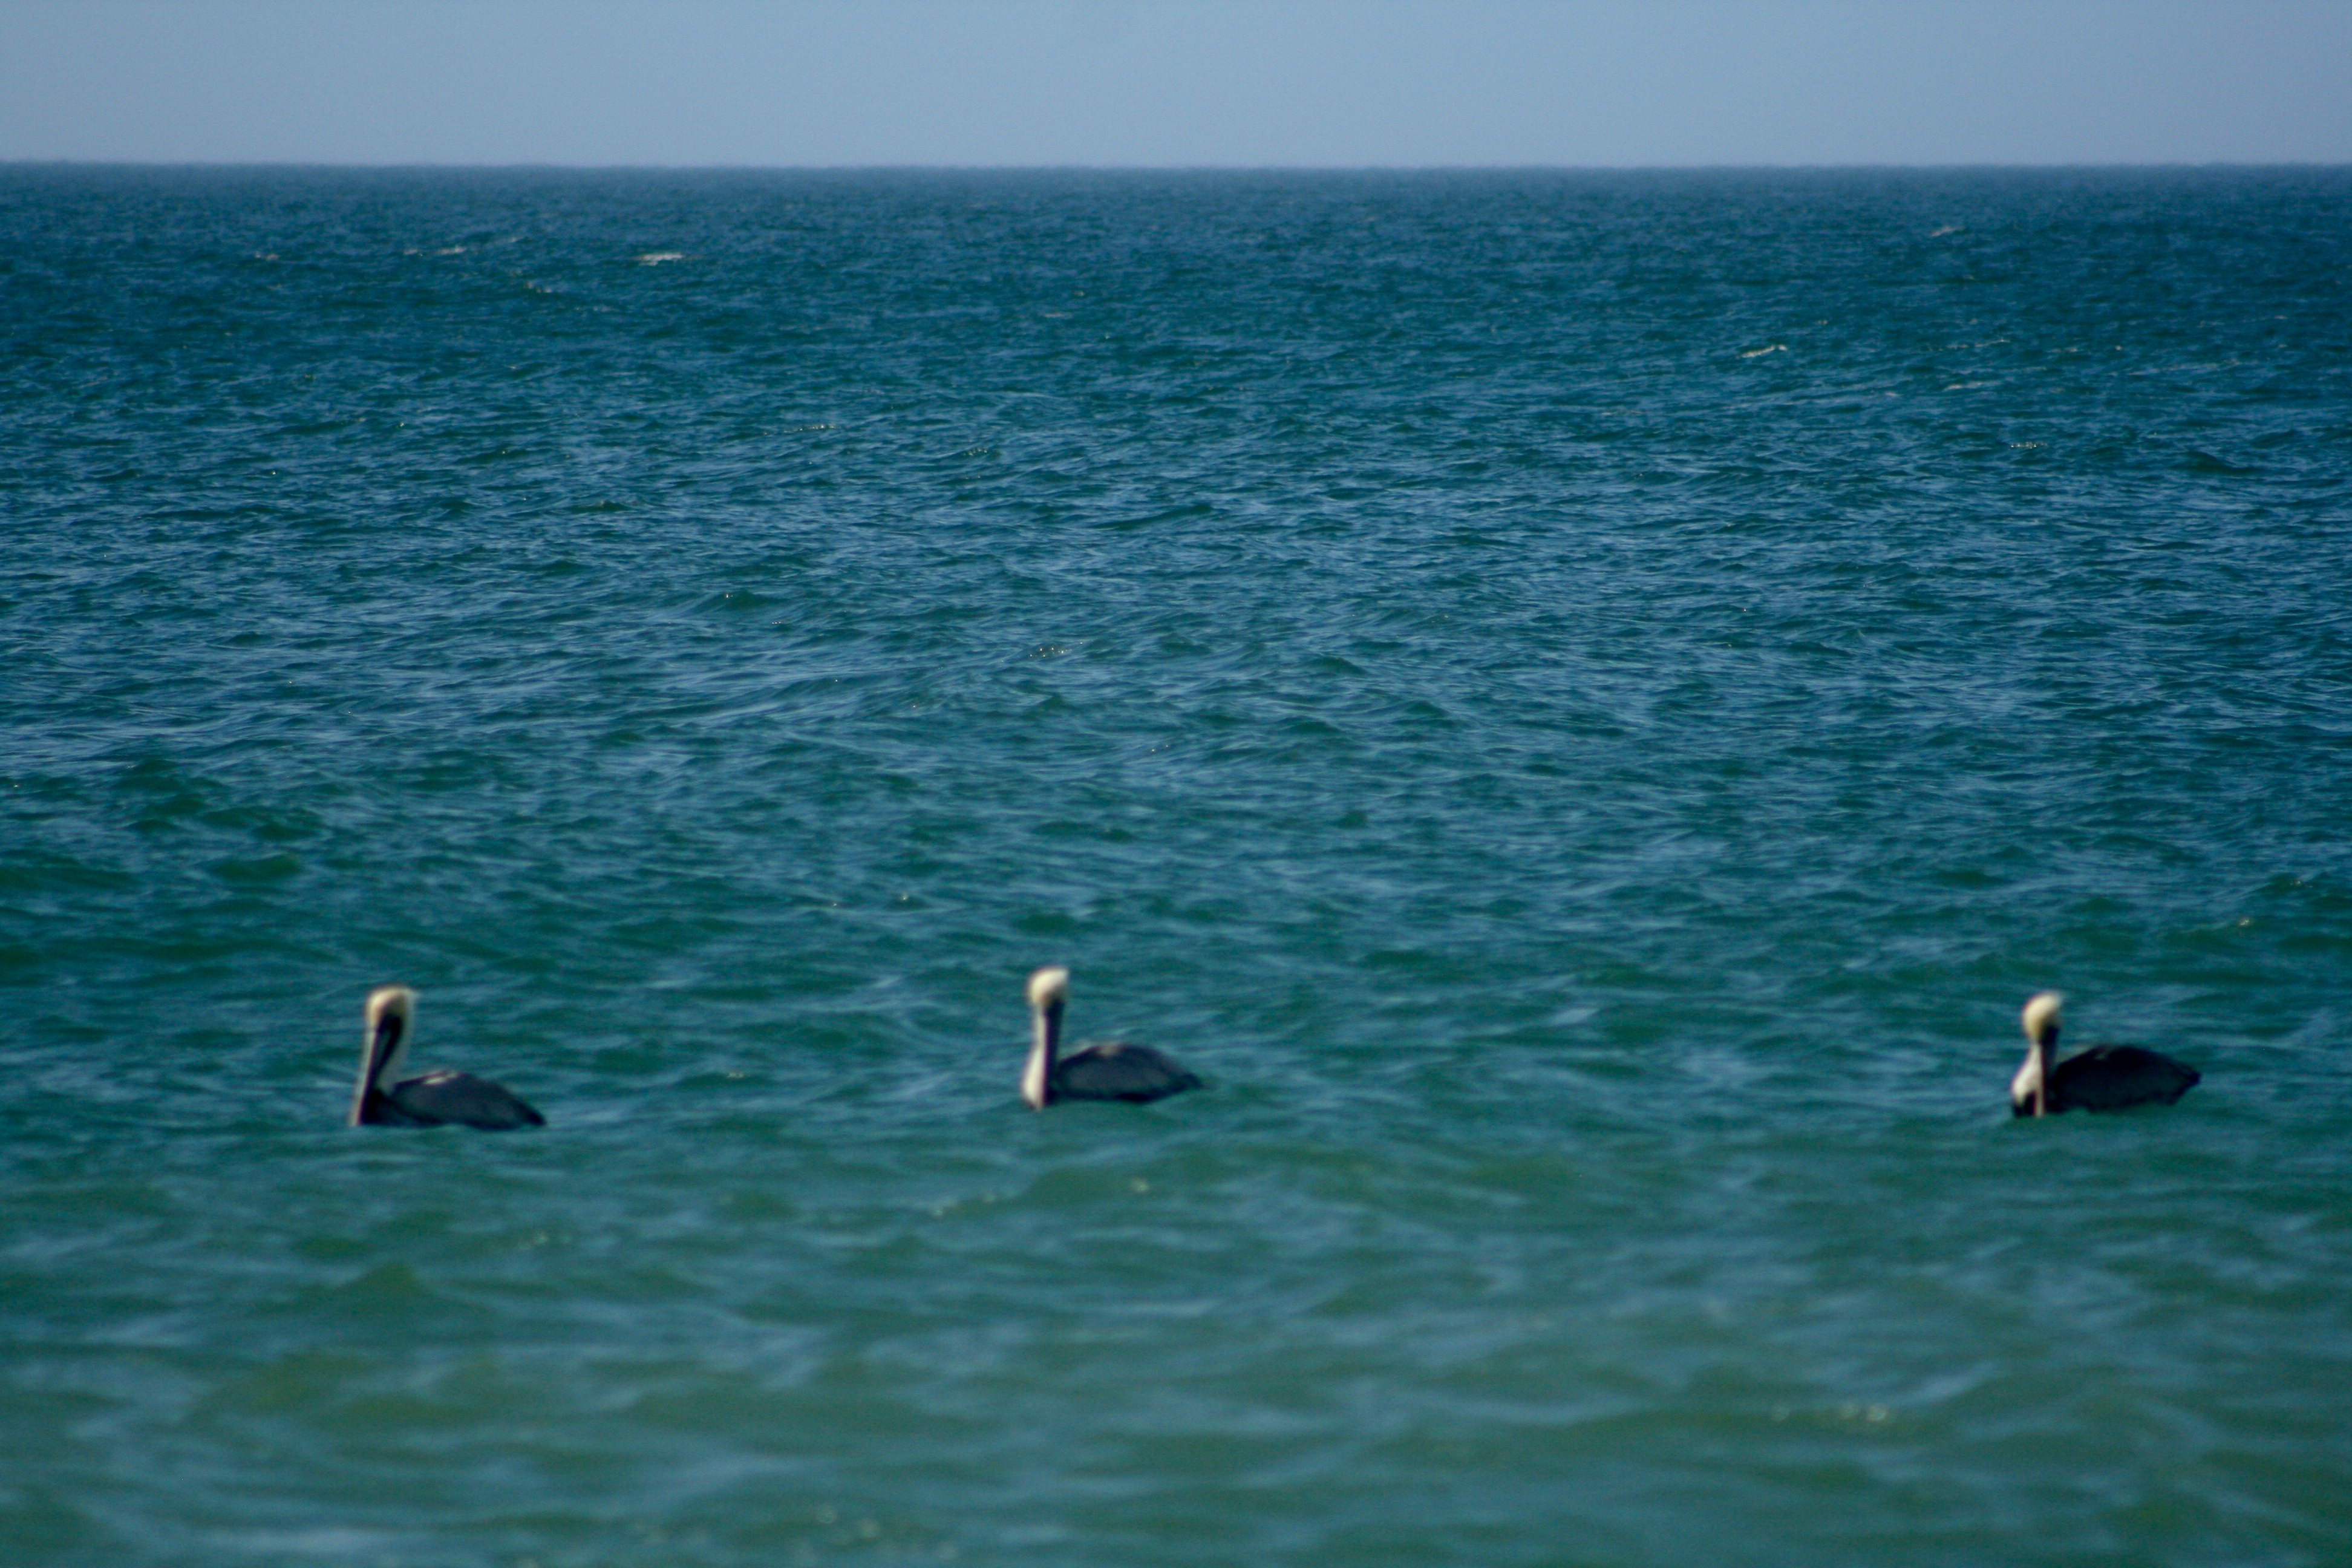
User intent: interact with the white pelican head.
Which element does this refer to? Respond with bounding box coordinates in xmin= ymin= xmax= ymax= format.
xmin=1028 ymin=966 xmax=1070 ymax=1011
xmin=1022 ymin=966 xmax=1070 ymax=1109
xmin=2021 ymin=991 xmax=2063 ymax=1049
xmin=353 ymin=984 xmax=417 ymax=1125
xmin=2013 ymin=991 xmax=2063 ymax=1117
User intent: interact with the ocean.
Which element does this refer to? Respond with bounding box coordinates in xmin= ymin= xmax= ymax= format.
xmin=3 ymin=166 xmax=2350 ymax=1566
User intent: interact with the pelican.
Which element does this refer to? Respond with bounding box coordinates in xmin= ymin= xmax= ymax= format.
xmin=1021 ymin=966 xmax=1201 ymax=1109
xmin=2011 ymin=991 xmax=2200 ymax=1117
xmin=349 ymin=985 xmax=546 ymax=1130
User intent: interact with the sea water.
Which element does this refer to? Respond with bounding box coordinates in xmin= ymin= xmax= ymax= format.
xmin=3 ymin=167 xmax=2350 ymax=1566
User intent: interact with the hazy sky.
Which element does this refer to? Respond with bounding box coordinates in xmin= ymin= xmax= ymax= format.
xmin=4 ymin=1 xmax=2348 ymax=166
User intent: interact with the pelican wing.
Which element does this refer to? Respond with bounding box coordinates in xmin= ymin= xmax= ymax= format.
xmin=1051 ymin=1041 xmax=1200 ymax=1105
xmin=2051 ymin=1045 xmax=2200 ymax=1112
xmin=385 ymin=1070 xmax=546 ymax=1130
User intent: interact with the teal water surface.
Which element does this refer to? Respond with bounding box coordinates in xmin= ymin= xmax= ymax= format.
xmin=4 ymin=168 xmax=2351 ymax=1566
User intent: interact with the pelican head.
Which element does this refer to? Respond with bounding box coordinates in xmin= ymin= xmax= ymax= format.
xmin=2013 ymin=991 xmax=2063 ymax=1117
xmin=353 ymin=984 xmax=417 ymax=1126
xmin=1028 ymin=966 xmax=1070 ymax=1011
xmin=2022 ymin=991 xmax=2063 ymax=1050
xmin=1022 ymin=966 xmax=1070 ymax=1109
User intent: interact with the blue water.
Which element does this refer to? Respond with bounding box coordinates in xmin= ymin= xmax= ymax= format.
xmin=4 ymin=167 xmax=2351 ymax=1567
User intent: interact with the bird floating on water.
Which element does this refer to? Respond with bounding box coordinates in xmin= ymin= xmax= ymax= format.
xmin=349 ymin=985 xmax=546 ymax=1130
xmin=2010 ymin=991 xmax=2200 ymax=1117
xmin=1021 ymin=965 xmax=1201 ymax=1109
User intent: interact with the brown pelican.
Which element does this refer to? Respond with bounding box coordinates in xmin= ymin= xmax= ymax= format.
xmin=1021 ymin=966 xmax=1201 ymax=1109
xmin=349 ymin=985 xmax=546 ymax=1130
xmin=2011 ymin=991 xmax=2200 ymax=1117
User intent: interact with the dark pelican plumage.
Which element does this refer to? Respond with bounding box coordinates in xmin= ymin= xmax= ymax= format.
xmin=1021 ymin=965 xmax=1201 ymax=1109
xmin=2010 ymin=991 xmax=2200 ymax=1117
xmin=349 ymin=984 xmax=546 ymax=1130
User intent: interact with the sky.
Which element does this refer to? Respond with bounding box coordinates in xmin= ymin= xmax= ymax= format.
xmin=2 ymin=1 xmax=2348 ymax=168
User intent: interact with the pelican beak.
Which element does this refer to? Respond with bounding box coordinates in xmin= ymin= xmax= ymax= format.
xmin=349 ymin=1011 xmax=403 ymax=1126
xmin=1022 ymin=995 xmax=1062 ymax=1111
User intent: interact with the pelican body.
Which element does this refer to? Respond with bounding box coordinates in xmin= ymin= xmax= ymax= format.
xmin=1022 ymin=966 xmax=1200 ymax=1109
xmin=2011 ymin=992 xmax=2199 ymax=1117
xmin=350 ymin=985 xmax=545 ymax=1130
